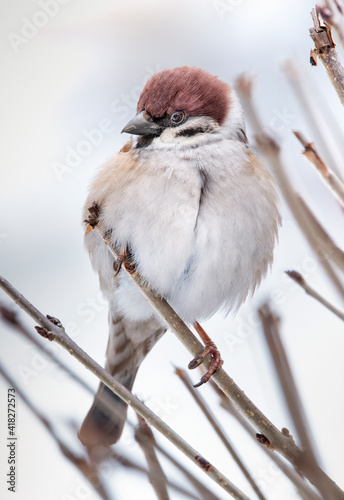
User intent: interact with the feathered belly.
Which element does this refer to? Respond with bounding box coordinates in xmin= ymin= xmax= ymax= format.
xmin=88 ymin=150 xmax=279 ymax=325
xmin=115 ymin=188 xmax=277 ymax=324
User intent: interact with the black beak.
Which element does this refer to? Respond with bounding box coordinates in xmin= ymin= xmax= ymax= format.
xmin=121 ymin=111 xmax=161 ymax=136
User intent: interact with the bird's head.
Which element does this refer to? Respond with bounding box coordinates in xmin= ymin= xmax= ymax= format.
xmin=122 ymin=66 xmax=246 ymax=147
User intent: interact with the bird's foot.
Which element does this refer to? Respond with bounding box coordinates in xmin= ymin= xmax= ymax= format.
xmin=113 ymin=248 xmax=135 ymax=277
xmin=188 ymin=321 xmax=224 ymax=388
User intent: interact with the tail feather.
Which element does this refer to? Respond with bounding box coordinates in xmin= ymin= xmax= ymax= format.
xmin=79 ymin=313 xmax=165 ymax=447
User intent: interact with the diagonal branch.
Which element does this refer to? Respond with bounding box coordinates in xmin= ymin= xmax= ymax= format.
xmin=0 ymin=275 xmax=252 ymax=500
xmin=209 ymin=380 xmax=323 ymax=500
xmin=236 ymin=74 xmax=344 ymax=301
xmin=0 ymin=304 xmax=217 ymax=500
xmin=92 ymin=227 xmax=344 ymax=498
xmin=296 ymin=195 xmax=344 ymax=273
xmin=293 ymin=130 xmax=344 ymax=207
xmin=135 ymin=414 xmax=170 ymax=500
xmin=285 ymin=270 xmax=344 ymax=321
xmin=0 ymin=363 xmax=113 ymax=500
xmin=1 ymin=266 xmax=343 ymax=498
xmin=258 ymin=304 xmax=332 ymax=500
xmin=283 ymin=59 xmax=344 ymax=180
xmin=175 ymin=368 xmax=267 ymax=500
xmin=153 ymin=442 xmax=221 ymax=500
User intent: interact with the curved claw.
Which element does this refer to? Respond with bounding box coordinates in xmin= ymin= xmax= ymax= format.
xmin=193 ymin=379 xmax=205 ymax=388
xmin=113 ymin=258 xmax=123 ymax=277
xmin=188 ymin=345 xmax=224 ymax=388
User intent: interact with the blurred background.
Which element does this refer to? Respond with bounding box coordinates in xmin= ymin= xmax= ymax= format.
xmin=1 ymin=0 xmax=344 ymax=499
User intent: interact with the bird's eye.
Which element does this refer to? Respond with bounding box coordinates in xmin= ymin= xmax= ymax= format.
xmin=171 ymin=111 xmax=185 ymax=125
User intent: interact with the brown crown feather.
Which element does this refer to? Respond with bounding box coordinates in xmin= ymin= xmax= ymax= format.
xmin=137 ymin=66 xmax=231 ymax=125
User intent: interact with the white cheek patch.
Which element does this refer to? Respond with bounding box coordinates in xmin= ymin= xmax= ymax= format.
xmin=159 ymin=117 xmax=220 ymax=145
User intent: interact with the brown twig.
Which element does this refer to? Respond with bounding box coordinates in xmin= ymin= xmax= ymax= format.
xmin=153 ymin=443 xmax=221 ymax=500
xmin=135 ymin=415 xmax=170 ymax=500
xmin=0 ymin=363 xmax=112 ymax=500
xmin=285 ymin=270 xmax=344 ymax=321
xmin=109 ymin=447 xmax=202 ymax=500
xmin=0 ymin=306 xmax=202 ymax=500
xmin=236 ymin=74 xmax=344 ymax=301
xmin=209 ymin=380 xmax=323 ymax=500
xmin=283 ymin=59 xmax=344 ymax=180
xmin=317 ymin=0 xmax=344 ymax=48
xmin=310 ymin=8 xmax=344 ymax=107
xmin=94 ymin=231 xmax=296 ymax=455
xmin=0 ymin=304 xmax=215 ymax=500
xmin=84 ymin=225 xmax=344 ymax=498
xmin=296 ymin=195 xmax=344 ymax=273
xmin=109 ymin=447 xmax=201 ymax=500
xmin=175 ymin=368 xmax=267 ymax=500
xmin=293 ymin=130 xmax=344 ymax=207
xmin=258 ymin=303 xmax=334 ymax=500
xmin=0 ymin=276 xmax=252 ymax=500
xmin=107 ymin=448 xmax=199 ymax=500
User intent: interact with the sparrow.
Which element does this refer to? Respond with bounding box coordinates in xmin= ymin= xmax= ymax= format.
xmin=79 ymin=66 xmax=280 ymax=447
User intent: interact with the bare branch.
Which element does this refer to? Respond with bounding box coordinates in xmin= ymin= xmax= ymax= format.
xmin=285 ymin=270 xmax=344 ymax=321
xmin=135 ymin=415 xmax=170 ymax=500
xmin=258 ymin=303 xmax=333 ymax=500
xmin=0 ymin=275 xmax=252 ymax=500
xmin=283 ymin=59 xmax=344 ymax=180
xmin=2 ymin=269 xmax=342 ymax=498
xmin=175 ymin=368 xmax=267 ymax=500
xmin=94 ymin=229 xmax=301 ymax=459
xmin=0 ymin=304 xmax=215 ymax=500
xmin=209 ymin=380 xmax=322 ymax=500
xmin=296 ymin=195 xmax=344 ymax=273
xmin=236 ymin=74 xmax=344 ymax=301
xmin=0 ymin=363 xmax=112 ymax=500
xmin=310 ymin=8 xmax=344 ymax=106
xmin=153 ymin=443 xmax=221 ymax=500
xmin=293 ymin=130 xmax=344 ymax=207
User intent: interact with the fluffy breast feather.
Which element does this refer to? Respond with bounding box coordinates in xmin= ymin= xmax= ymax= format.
xmin=83 ymin=138 xmax=280 ymax=323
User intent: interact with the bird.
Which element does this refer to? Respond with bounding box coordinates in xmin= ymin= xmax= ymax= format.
xmin=79 ymin=66 xmax=280 ymax=447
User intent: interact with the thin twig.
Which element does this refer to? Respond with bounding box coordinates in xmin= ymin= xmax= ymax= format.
xmin=0 ymin=363 xmax=113 ymax=500
xmin=209 ymin=380 xmax=322 ymax=500
xmin=1 ymin=268 xmax=344 ymax=497
xmin=2 ymin=271 xmax=342 ymax=498
xmin=154 ymin=443 xmax=221 ymax=500
xmin=318 ymin=0 xmax=344 ymax=48
xmin=258 ymin=303 xmax=333 ymax=500
xmin=0 ymin=276 xmax=252 ymax=500
xmin=285 ymin=270 xmax=344 ymax=321
xmin=0 ymin=304 xmax=215 ymax=500
xmin=135 ymin=415 xmax=170 ymax=500
xmin=236 ymin=74 xmax=344 ymax=301
xmin=0 ymin=307 xmax=201 ymax=500
xmin=175 ymin=368 xmax=267 ymax=500
xmin=108 ymin=446 xmax=201 ymax=500
xmin=293 ymin=130 xmax=344 ymax=207
xmin=310 ymin=8 xmax=344 ymax=106
xmin=296 ymin=195 xmax=344 ymax=273
xmin=283 ymin=59 xmax=344 ymax=180
xmin=95 ymin=230 xmax=300 ymax=458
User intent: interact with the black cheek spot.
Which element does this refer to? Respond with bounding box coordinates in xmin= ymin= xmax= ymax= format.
xmin=136 ymin=135 xmax=156 ymax=148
